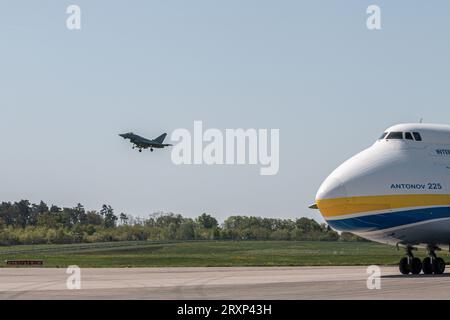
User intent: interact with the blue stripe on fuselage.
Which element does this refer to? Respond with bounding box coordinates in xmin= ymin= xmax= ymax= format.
xmin=326 ymin=206 xmax=450 ymax=232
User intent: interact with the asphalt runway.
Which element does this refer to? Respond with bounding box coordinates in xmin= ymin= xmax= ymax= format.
xmin=0 ymin=266 xmax=449 ymax=299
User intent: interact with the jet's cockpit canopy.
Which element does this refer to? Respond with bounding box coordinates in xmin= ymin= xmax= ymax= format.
xmin=378 ymin=131 xmax=422 ymax=141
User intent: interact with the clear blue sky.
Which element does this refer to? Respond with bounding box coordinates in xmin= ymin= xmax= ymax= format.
xmin=1 ymin=1 xmax=450 ymax=222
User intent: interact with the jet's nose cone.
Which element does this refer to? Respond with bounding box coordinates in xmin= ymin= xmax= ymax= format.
xmin=316 ymin=176 xmax=347 ymax=201
xmin=315 ymin=175 xmax=348 ymax=220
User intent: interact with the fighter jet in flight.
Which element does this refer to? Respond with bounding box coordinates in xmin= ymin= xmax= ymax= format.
xmin=119 ymin=132 xmax=172 ymax=152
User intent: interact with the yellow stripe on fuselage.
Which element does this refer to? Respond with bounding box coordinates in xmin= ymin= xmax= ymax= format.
xmin=316 ymin=194 xmax=450 ymax=218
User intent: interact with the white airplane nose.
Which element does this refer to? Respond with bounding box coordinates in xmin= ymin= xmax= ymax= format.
xmin=316 ymin=175 xmax=348 ymax=201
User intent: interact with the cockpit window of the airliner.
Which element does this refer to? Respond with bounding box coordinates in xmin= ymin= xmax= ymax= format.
xmin=387 ymin=132 xmax=403 ymax=139
xmin=405 ymin=132 xmax=414 ymax=140
xmin=413 ymin=132 xmax=422 ymax=141
xmin=379 ymin=132 xmax=388 ymax=139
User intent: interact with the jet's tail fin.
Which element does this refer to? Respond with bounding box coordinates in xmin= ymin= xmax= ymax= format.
xmin=154 ymin=133 xmax=167 ymax=144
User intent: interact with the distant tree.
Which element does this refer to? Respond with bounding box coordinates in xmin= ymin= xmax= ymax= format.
xmin=320 ymin=228 xmax=339 ymax=241
xmin=270 ymin=229 xmax=291 ymax=240
xmin=340 ymin=232 xmax=368 ymax=242
xmin=33 ymin=201 xmax=49 ymax=214
xmin=102 ymin=205 xmax=118 ymax=228
xmin=223 ymin=216 xmax=245 ymax=230
xmin=196 ymin=213 xmax=218 ymax=229
xmin=178 ymin=221 xmax=195 ymax=240
xmin=119 ymin=213 xmax=129 ymax=225
xmin=15 ymin=200 xmax=31 ymax=228
xmin=148 ymin=212 xmax=184 ymax=228
xmin=167 ymin=222 xmax=178 ymax=239
xmin=56 ymin=209 xmax=72 ymax=228
xmin=295 ymin=217 xmax=321 ymax=233
xmin=28 ymin=201 xmax=47 ymax=226
xmin=99 ymin=205 xmax=108 ymax=217
xmin=36 ymin=212 xmax=58 ymax=228
xmin=0 ymin=202 xmax=14 ymax=226
xmin=49 ymin=205 xmax=61 ymax=213
xmin=64 ymin=208 xmax=78 ymax=226
xmin=75 ymin=203 xmax=87 ymax=225
xmin=86 ymin=210 xmax=103 ymax=226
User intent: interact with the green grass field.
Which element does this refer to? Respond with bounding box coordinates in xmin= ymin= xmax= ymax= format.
xmin=1 ymin=241 xmax=449 ymax=268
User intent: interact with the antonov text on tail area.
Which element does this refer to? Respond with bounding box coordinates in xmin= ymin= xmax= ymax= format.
xmin=310 ymin=123 xmax=450 ymax=275
xmin=119 ymin=132 xmax=172 ymax=152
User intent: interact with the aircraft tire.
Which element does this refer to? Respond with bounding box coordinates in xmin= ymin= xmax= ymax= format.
xmin=399 ymin=257 xmax=410 ymax=275
xmin=435 ymin=257 xmax=445 ymax=275
xmin=410 ymin=257 xmax=422 ymax=275
xmin=422 ymin=257 xmax=433 ymax=274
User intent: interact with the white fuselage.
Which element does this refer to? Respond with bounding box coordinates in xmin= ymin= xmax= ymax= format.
xmin=315 ymin=123 xmax=450 ymax=248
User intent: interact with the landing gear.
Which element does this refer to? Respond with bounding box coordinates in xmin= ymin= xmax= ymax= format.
xmin=150 ymin=148 xmax=154 ymax=152
xmin=436 ymin=258 xmax=446 ymax=274
xmin=422 ymin=257 xmax=433 ymax=274
xmin=398 ymin=246 xmax=446 ymax=275
xmin=399 ymin=257 xmax=410 ymax=275
xmin=139 ymin=149 xmax=142 ymax=153
xmin=422 ymin=247 xmax=445 ymax=275
xmin=399 ymin=247 xmax=422 ymax=275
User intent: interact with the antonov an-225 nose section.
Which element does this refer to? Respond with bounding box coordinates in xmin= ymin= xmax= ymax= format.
xmin=312 ymin=123 xmax=450 ymax=275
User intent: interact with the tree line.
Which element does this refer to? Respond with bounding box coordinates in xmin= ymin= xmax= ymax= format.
xmin=0 ymin=200 xmax=365 ymax=245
